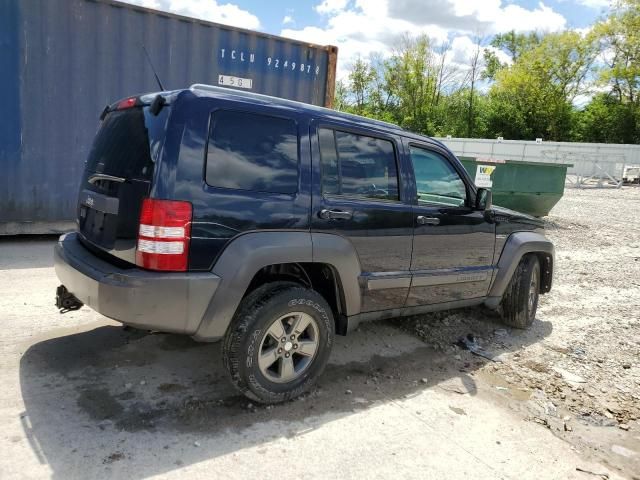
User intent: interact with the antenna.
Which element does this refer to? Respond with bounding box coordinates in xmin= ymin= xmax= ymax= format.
xmin=142 ymin=45 xmax=165 ymax=91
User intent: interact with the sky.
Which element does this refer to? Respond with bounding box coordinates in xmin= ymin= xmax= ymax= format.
xmin=121 ymin=0 xmax=612 ymax=78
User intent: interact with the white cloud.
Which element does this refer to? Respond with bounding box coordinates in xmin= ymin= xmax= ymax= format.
xmin=282 ymin=0 xmax=566 ymax=80
xmin=573 ymin=25 xmax=593 ymax=37
xmin=282 ymin=15 xmax=294 ymax=26
xmin=573 ymin=0 xmax=610 ymax=9
xmin=491 ymin=2 xmax=567 ymax=32
xmin=283 ymin=0 xmax=449 ymax=79
xmin=121 ymin=0 xmax=260 ymax=30
xmin=388 ymin=0 xmax=566 ymax=34
xmin=450 ymin=35 xmax=482 ymax=64
xmin=315 ymin=0 xmax=350 ymax=14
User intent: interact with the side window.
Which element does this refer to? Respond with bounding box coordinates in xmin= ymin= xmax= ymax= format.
xmin=409 ymin=146 xmax=467 ymax=207
xmin=206 ymin=110 xmax=298 ymax=194
xmin=318 ymin=128 xmax=399 ymax=201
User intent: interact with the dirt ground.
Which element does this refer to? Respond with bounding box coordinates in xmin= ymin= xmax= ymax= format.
xmin=0 ymin=187 xmax=638 ymax=479
xmin=402 ymin=186 xmax=640 ymax=477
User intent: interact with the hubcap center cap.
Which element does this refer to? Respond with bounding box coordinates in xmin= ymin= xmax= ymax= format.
xmin=284 ymin=341 xmax=293 ymax=352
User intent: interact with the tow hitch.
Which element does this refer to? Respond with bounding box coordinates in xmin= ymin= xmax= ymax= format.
xmin=55 ymin=285 xmax=83 ymax=313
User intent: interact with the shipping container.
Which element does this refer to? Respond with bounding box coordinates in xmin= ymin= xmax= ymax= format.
xmin=0 ymin=0 xmax=338 ymax=234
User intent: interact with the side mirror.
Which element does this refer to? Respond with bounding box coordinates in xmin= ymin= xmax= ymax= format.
xmin=475 ymin=188 xmax=492 ymax=211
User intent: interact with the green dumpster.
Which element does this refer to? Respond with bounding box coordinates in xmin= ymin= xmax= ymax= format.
xmin=458 ymin=157 xmax=572 ymax=217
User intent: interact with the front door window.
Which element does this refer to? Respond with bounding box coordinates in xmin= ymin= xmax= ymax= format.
xmin=410 ymin=146 xmax=467 ymax=207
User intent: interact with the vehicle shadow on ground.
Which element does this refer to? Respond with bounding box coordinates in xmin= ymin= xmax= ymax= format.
xmin=19 ymin=312 xmax=552 ymax=479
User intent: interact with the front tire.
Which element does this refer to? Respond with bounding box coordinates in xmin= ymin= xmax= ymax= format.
xmin=222 ymin=283 xmax=335 ymax=404
xmin=500 ymin=254 xmax=540 ymax=329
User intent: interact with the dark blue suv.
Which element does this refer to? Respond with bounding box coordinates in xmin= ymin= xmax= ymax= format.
xmin=55 ymin=84 xmax=554 ymax=403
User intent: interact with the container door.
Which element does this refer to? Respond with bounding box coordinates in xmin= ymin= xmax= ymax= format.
xmin=310 ymin=122 xmax=414 ymax=312
xmin=407 ymin=142 xmax=496 ymax=306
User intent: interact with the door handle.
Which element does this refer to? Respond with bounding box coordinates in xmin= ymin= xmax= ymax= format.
xmin=319 ymin=209 xmax=352 ymax=220
xmin=417 ymin=215 xmax=440 ymax=226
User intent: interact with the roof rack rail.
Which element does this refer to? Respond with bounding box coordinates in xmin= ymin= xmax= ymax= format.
xmin=189 ymin=83 xmax=403 ymax=131
xmin=190 ymin=83 xmax=270 ymax=98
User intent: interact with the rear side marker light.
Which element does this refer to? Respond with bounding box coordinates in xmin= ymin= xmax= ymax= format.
xmin=136 ymin=198 xmax=192 ymax=271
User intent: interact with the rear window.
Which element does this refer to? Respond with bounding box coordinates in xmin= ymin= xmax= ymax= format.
xmin=85 ymin=108 xmax=154 ymax=180
xmin=205 ymin=110 xmax=299 ymax=194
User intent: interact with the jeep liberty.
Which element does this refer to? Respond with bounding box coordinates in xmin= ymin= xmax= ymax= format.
xmin=54 ymin=85 xmax=554 ymax=403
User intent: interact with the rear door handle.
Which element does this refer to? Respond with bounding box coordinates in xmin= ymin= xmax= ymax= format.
xmin=417 ymin=215 xmax=440 ymax=226
xmin=319 ymin=209 xmax=352 ymax=220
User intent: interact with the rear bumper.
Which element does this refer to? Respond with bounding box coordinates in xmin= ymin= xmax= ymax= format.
xmin=54 ymin=232 xmax=220 ymax=334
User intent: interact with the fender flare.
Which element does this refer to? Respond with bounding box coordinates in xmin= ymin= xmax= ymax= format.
xmin=484 ymin=231 xmax=554 ymax=309
xmin=311 ymin=232 xmax=362 ymax=316
xmin=193 ymin=231 xmax=362 ymax=341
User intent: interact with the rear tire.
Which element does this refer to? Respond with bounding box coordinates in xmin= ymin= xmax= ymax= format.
xmin=222 ymin=282 xmax=335 ymax=404
xmin=500 ymin=254 xmax=540 ymax=329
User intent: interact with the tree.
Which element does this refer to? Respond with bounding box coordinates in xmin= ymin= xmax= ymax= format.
xmin=464 ymin=38 xmax=485 ymax=137
xmin=483 ymin=31 xmax=543 ymax=80
xmin=486 ymin=31 xmax=598 ymax=140
xmin=330 ymin=18 xmax=637 ymax=144
xmin=491 ymin=30 xmax=543 ymax=62
xmin=347 ymin=57 xmax=376 ymax=115
xmin=381 ymin=35 xmax=463 ymax=134
xmin=582 ymin=0 xmax=640 ymax=143
xmin=333 ymin=79 xmax=349 ymax=112
xmin=596 ymin=0 xmax=640 ymax=104
xmin=574 ymin=93 xmax=639 ymax=143
xmin=438 ymin=88 xmax=489 ymax=138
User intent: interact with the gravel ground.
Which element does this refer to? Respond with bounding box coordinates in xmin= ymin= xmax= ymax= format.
xmin=402 ymin=186 xmax=640 ymax=478
xmin=0 ymin=187 xmax=638 ymax=479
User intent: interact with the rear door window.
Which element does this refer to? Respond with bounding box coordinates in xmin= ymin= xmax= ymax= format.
xmin=85 ymin=108 xmax=154 ymax=180
xmin=206 ymin=110 xmax=299 ymax=194
xmin=318 ymin=128 xmax=399 ymax=201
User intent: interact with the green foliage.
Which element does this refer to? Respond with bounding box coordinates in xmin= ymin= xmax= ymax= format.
xmin=574 ymin=93 xmax=639 ymax=143
xmin=333 ymin=4 xmax=640 ymax=144
xmin=486 ymin=31 xmax=597 ymax=140
xmin=490 ymin=30 xmax=542 ymax=62
xmin=482 ymin=50 xmax=504 ymax=81
xmin=595 ymin=0 xmax=640 ymax=105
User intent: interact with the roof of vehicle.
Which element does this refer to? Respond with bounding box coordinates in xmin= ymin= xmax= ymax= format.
xmin=183 ymin=84 xmax=448 ymax=149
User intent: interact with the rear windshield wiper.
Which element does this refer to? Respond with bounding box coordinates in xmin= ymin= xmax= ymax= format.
xmin=88 ymin=173 xmax=126 ymax=185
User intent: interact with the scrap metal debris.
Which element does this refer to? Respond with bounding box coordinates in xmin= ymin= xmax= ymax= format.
xmin=455 ymin=334 xmax=502 ymax=362
xmin=575 ymin=467 xmax=609 ymax=479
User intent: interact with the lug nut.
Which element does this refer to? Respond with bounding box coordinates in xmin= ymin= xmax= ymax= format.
xmin=293 ymin=344 xmax=298 ymax=349
xmin=278 ymin=348 xmax=283 ymax=354
xmin=285 ymin=353 xmax=290 ymax=358
xmin=281 ymin=337 xmax=286 ymax=342
xmin=290 ymin=335 xmax=295 ymax=340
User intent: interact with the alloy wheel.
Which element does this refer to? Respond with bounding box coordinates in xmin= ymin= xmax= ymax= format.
xmin=258 ymin=312 xmax=319 ymax=383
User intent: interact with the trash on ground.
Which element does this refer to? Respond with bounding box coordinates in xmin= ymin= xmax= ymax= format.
xmin=552 ymin=366 xmax=587 ymax=384
xmin=455 ymin=334 xmax=502 ymax=362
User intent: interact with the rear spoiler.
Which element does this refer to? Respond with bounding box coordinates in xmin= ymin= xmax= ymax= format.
xmin=99 ymin=94 xmax=166 ymax=120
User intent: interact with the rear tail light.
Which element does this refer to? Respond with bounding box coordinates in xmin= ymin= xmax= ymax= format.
xmin=136 ymin=198 xmax=192 ymax=271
